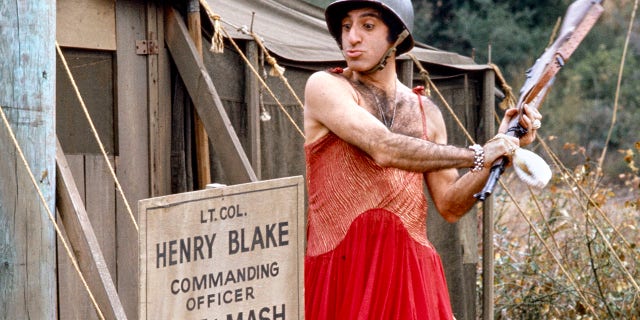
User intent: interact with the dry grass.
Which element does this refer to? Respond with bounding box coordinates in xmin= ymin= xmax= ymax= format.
xmin=484 ymin=143 xmax=640 ymax=319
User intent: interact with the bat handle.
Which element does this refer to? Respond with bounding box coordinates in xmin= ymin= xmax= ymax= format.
xmin=474 ymin=157 xmax=507 ymax=201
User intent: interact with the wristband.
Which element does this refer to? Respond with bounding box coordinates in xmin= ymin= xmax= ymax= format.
xmin=469 ymin=144 xmax=485 ymax=172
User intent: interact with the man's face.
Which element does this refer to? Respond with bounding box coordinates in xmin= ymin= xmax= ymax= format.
xmin=340 ymin=7 xmax=391 ymax=72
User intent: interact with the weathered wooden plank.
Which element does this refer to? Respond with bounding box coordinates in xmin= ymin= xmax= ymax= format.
xmin=85 ymin=155 xmax=117 ymax=279
xmin=155 ymin=1 xmax=173 ymax=197
xmin=245 ymin=41 xmax=262 ymax=180
xmin=397 ymin=59 xmax=413 ymax=87
xmin=56 ymin=0 xmax=116 ymax=50
xmin=170 ymin=76 xmax=189 ymax=193
xmin=188 ymin=0 xmax=212 ymax=189
xmin=165 ymin=7 xmax=257 ymax=184
xmin=481 ymin=69 xmax=496 ymax=320
xmin=148 ymin=2 xmax=171 ymax=197
xmin=56 ymin=140 xmax=127 ymax=320
xmin=0 ymin=1 xmax=57 ymax=319
xmin=57 ymin=155 xmax=96 ymax=319
xmin=115 ymin=1 xmax=149 ymax=317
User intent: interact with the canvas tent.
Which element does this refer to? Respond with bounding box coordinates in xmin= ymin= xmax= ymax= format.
xmin=207 ymin=0 xmax=479 ymax=66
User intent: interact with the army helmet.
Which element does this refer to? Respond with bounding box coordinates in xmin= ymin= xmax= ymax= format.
xmin=325 ymin=0 xmax=415 ymax=56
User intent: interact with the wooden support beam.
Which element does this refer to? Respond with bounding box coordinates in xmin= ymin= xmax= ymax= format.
xmin=165 ymin=7 xmax=257 ymax=184
xmin=55 ymin=139 xmax=128 ymax=320
xmin=115 ymin=1 xmax=149 ymax=317
xmin=0 ymin=1 xmax=57 ymax=318
xmin=397 ymin=59 xmax=414 ymax=87
xmin=481 ymin=69 xmax=496 ymax=320
xmin=148 ymin=2 xmax=172 ymax=197
xmin=245 ymin=41 xmax=262 ymax=180
xmin=188 ymin=0 xmax=212 ymax=189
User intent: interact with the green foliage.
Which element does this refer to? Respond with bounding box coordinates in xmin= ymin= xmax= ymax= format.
xmin=414 ymin=0 xmax=640 ymax=179
xmin=545 ymin=35 xmax=640 ymax=176
xmin=413 ymin=1 xmax=566 ymax=71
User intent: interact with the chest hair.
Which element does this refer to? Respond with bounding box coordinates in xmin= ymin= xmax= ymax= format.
xmin=350 ymin=80 xmax=425 ymax=139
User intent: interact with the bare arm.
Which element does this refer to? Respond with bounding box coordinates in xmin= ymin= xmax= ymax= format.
xmin=419 ymin=99 xmax=493 ymax=222
xmin=304 ymin=71 xmax=482 ymax=172
xmin=426 ymin=107 xmax=536 ymax=222
xmin=304 ymin=71 xmax=528 ymax=222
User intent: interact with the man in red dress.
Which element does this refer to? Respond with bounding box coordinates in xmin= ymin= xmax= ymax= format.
xmin=303 ymin=0 xmax=541 ymax=318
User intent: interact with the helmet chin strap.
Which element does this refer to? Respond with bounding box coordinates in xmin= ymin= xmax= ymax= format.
xmin=363 ymin=29 xmax=410 ymax=75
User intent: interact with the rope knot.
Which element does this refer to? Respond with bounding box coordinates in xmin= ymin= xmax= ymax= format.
xmin=267 ymin=56 xmax=285 ymax=77
xmin=489 ymin=63 xmax=516 ymax=109
xmin=209 ymin=14 xmax=224 ymax=53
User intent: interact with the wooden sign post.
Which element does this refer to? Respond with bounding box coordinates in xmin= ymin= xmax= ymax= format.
xmin=139 ymin=176 xmax=305 ymax=320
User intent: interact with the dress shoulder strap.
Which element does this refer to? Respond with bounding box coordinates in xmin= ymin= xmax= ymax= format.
xmin=412 ymin=86 xmax=428 ymax=139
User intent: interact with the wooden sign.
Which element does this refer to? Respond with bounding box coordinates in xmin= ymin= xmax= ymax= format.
xmin=139 ymin=176 xmax=305 ymax=320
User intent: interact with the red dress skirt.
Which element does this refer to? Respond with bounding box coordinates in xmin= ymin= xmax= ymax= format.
xmin=305 ymin=208 xmax=453 ymax=319
xmin=305 ymin=127 xmax=454 ymax=319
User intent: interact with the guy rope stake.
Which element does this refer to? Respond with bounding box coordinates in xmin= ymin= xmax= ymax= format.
xmin=475 ymin=0 xmax=605 ymax=201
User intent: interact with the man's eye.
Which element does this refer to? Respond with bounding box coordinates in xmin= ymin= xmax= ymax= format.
xmin=363 ymin=23 xmax=374 ymax=30
xmin=342 ymin=23 xmax=351 ymax=31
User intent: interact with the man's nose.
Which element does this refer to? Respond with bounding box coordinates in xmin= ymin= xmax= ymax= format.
xmin=346 ymin=27 xmax=361 ymax=45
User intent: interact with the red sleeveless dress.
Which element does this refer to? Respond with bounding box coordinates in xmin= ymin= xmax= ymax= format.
xmin=304 ymin=86 xmax=454 ymax=319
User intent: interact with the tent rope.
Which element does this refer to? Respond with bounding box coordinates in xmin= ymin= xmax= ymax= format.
xmin=200 ymin=0 xmax=223 ymax=53
xmin=0 ymin=105 xmax=106 ymax=320
xmin=199 ymin=1 xmax=305 ymax=138
xmin=219 ymin=15 xmax=305 ymax=110
xmin=252 ymin=32 xmax=303 ymax=109
xmin=56 ymin=43 xmax=139 ymax=232
xmin=223 ymin=27 xmax=305 ymax=138
xmin=489 ymin=63 xmax=517 ymax=110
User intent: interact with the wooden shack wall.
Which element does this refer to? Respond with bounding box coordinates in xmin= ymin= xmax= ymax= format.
xmin=53 ymin=45 xmax=120 ymax=320
xmin=203 ymin=39 xmax=307 ymax=183
xmin=54 ymin=1 xmax=170 ymax=319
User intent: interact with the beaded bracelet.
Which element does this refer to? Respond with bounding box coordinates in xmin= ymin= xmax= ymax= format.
xmin=469 ymin=144 xmax=485 ymax=172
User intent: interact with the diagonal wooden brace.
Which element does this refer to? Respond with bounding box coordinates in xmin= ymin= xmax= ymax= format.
xmin=164 ymin=6 xmax=257 ymax=184
xmin=55 ymin=138 xmax=128 ymax=320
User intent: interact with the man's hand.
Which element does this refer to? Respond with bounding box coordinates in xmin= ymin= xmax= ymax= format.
xmin=482 ymin=133 xmax=519 ymax=168
xmin=498 ymin=104 xmax=543 ymax=147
